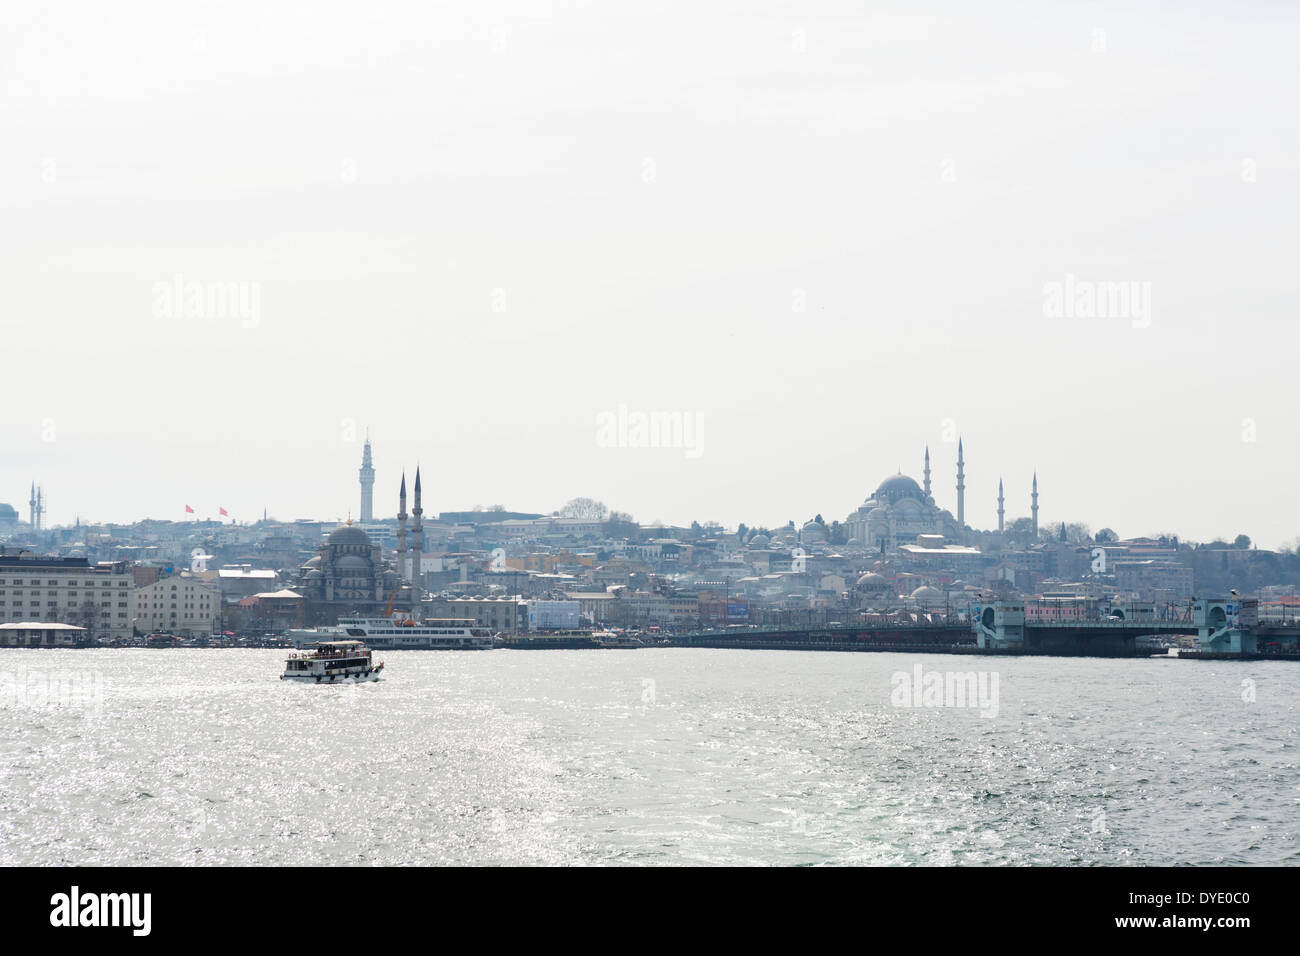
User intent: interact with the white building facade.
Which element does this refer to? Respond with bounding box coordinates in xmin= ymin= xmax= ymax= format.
xmin=134 ymin=574 xmax=221 ymax=637
xmin=0 ymin=553 xmax=134 ymax=641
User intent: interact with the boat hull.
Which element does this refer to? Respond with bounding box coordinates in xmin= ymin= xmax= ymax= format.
xmin=281 ymin=668 xmax=382 ymax=684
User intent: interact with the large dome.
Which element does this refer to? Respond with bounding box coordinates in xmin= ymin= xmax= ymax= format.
xmin=855 ymin=572 xmax=890 ymax=592
xmin=873 ymin=474 xmax=924 ymax=505
xmin=327 ymin=523 xmax=372 ymax=550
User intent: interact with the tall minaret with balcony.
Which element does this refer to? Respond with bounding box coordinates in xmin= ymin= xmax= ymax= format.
xmin=955 ymin=438 xmax=966 ymax=530
xmin=923 ymin=445 xmax=931 ymax=499
xmin=997 ymin=477 xmax=1005 ymax=533
xmin=358 ymin=433 xmax=375 ymax=523
xmin=396 ymin=472 xmax=408 ymax=583
xmin=29 ymin=482 xmax=37 ymax=529
xmin=411 ymin=466 xmax=423 ymax=598
xmin=1031 ymin=472 xmax=1039 ymax=538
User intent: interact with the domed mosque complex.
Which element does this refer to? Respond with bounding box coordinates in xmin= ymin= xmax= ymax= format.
xmin=294 ymin=463 xmax=424 ymax=621
xmin=296 ymin=519 xmax=402 ymax=609
xmin=844 ymin=443 xmax=970 ymax=553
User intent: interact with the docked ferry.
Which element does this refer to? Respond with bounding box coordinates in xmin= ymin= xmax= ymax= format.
xmin=594 ymin=631 xmax=645 ymax=649
xmin=336 ymin=617 xmax=495 ymax=650
xmin=281 ymin=640 xmax=384 ymax=683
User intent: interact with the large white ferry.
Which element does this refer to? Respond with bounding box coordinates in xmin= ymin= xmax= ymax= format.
xmin=281 ymin=640 xmax=384 ymax=683
xmin=337 ymin=617 xmax=495 ymax=650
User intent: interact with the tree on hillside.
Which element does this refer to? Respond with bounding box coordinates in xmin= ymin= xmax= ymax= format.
xmin=602 ymin=510 xmax=639 ymax=540
xmin=560 ymin=498 xmax=609 ymax=521
xmin=829 ymin=520 xmax=846 ymax=545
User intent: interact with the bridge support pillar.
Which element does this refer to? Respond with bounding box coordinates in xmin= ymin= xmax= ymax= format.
xmin=973 ymin=602 xmax=1025 ymax=651
xmin=1194 ymin=599 xmax=1257 ymax=654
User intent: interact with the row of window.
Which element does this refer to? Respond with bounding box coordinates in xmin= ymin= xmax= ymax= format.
xmin=0 ymin=580 xmax=128 ymax=587
xmin=1 ymin=596 xmax=209 ymax=606
xmin=4 ymin=611 xmax=129 ymax=618
xmin=0 ymin=601 xmax=125 ymax=607
xmin=0 ymin=591 xmax=131 ymax=598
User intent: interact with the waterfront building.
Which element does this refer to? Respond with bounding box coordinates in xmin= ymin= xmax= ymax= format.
xmin=424 ymin=595 xmax=527 ymax=632
xmin=0 ymin=553 xmax=133 ymax=640
xmin=526 ymin=599 xmax=581 ymax=630
xmin=134 ymin=573 xmax=221 ymax=637
xmin=0 ymin=621 xmax=87 ymax=647
xmin=213 ymin=566 xmax=280 ymax=604
xmin=237 ymin=588 xmax=305 ymax=630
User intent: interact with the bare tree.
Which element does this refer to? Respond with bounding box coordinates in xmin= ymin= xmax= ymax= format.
xmin=560 ymin=497 xmax=609 ymax=521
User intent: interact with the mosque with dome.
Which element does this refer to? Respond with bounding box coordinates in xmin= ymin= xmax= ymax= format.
xmin=843 ymin=442 xmax=969 ymax=552
xmin=295 ymin=519 xmax=402 ymax=613
xmin=294 ymin=461 xmax=425 ymax=621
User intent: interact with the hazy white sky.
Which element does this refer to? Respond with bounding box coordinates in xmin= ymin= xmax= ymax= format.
xmin=2 ymin=1 xmax=1298 ymax=546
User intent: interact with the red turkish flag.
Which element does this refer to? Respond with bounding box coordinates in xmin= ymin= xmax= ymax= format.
xmin=185 ymin=505 xmax=195 ymax=514
xmin=219 ymin=507 xmax=228 ymax=517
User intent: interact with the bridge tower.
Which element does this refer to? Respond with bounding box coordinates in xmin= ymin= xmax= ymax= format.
xmin=973 ymin=601 xmax=1025 ymax=650
xmin=1194 ymin=598 xmax=1256 ymax=654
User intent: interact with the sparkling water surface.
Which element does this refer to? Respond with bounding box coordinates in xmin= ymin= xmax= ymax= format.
xmin=1 ymin=649 xmax=1295 ymax=866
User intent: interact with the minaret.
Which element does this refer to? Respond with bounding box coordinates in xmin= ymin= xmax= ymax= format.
xmin=36 ymin=486 xmax=44 ymax=531
xmin=358 ymin=432 xmax=375 ymax=523
xmin=997 ymin=477 xmax=1005 ymax=532
xmin=411 ymin=466 xmax=423 ymax=599
xmin=29 ymin=482 xmax=36 ymax=529
xmin=923 ymin=445 xmax=931 ymax=499
xmin=956 ymin=438 xmax=965 ymax=529
xmin=1031 ymin=472 xmax=1039 ymax=538
xmin=397 ymin=472 xmax=408 ymax=583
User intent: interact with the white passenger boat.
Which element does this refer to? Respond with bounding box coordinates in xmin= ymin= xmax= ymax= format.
xmin=281 ymin=640 xmax=384 ymax=683
xmin=337 ymin=617 xmax=494 ymax=650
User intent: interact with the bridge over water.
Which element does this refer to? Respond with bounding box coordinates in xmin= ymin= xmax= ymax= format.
xmin=974 ymin=599 xmax=1300 ymax=656
xmin=666 ymin=598 xmax=1300 ymax=658
xmin=669 ymin=622 xmax=972 ymax=652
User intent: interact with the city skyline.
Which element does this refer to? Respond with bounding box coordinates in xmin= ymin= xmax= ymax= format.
xmin=4 ymin=428 xmax=1283 ymax=549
